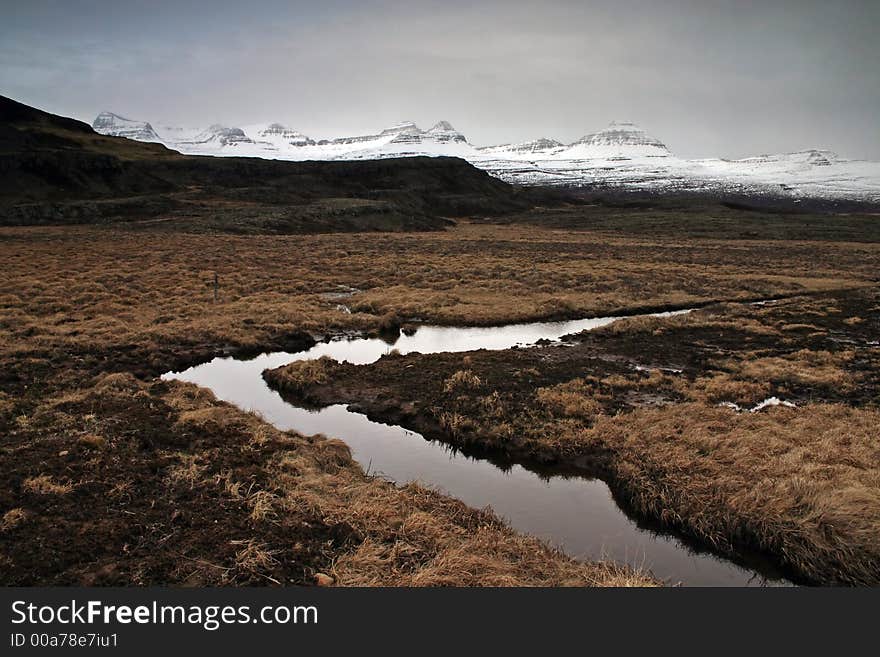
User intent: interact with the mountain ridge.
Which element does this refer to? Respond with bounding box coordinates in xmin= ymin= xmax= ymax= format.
xmin=88 ymin=109 xmax=880 ymax=204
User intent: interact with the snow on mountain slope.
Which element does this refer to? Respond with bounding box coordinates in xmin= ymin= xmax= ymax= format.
xmin=92 ymin=112 xmax=162 ymax=142
xmin=174 ymin=124 xmax=256 ymax=151
xmin=470 ymin=124 xmax=879 ymax=202
xmin=317 ymin=120 xmax=474 ymax=158
xmin=425 ymin=121 xmax=468 ymax=143
xmin=476 ymin=122 xmax=671 ymax=162
xmin=553 ymin=121 xmax=671 ymax=160
xmin=478 ymin=138 xmax=565 ymax=156
xmin=472 ymin=151 xmax=880 ymax=202
xmin=341 ymin=121 xmax=476 ymax=159
xmin=328 ymin=120 xmax=418 ymax=147
xmin=94 ymin=115 xmax=476 ymax=159
xmin=248 ymin=123 xmax=316 ymax=148
xmin=91 ymin=110 xmax=880 ymax=202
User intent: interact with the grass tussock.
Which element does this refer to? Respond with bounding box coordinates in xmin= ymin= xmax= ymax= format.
xmin=590 ymin=403 xmax=880 ymax=585
xmin=22 ymin=475 xmax=73 ymax=496
xmin=443 ymin=369 xmax=482 ymax=393
xmin=537 ymin=381 xmax=605 ymax=421
xmin=265 ymin=357 xmax=335 ymax=393
xmin=688 ymin=374 xmax=773 ymax=406
xmin=723 ymin=349 xmax=857 ymax=391
xmin=166 ymin=454 xmax=207 ymax=489
xmin=1 ymin=509 xmax=29 ymax=532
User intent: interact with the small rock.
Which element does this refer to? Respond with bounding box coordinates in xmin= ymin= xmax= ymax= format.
xmin=314 ymin=573 xmax=334 ymax=586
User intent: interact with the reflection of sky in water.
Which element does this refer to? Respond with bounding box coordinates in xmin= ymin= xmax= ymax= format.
xmin=164 ymin=309 xmax=788 ymax=586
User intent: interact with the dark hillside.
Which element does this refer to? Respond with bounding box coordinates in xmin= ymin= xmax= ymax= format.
xmin=0 ymin=95 xmax=533 ymax=232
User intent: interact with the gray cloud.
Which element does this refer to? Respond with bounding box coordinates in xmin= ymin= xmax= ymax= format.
xmin=2 ymin=0 xmax=878 ymax=158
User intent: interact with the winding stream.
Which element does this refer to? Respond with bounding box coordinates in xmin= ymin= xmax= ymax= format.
xmin=163 ymin=310 xmax=791 ymax=586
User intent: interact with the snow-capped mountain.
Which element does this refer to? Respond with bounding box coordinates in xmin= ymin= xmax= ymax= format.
xmin=558 ymin=120 xmax=670 ymax=159
xmin=340 ymin=121 xmax=476 ymax=159
xmin=250 ymin=123 xmax=316 ymax=147
xmin=476 ymin=148 xmax=880 ymax=203
xmin=478 ymin=138 xmax=565 ymax=156
xmin=329 ymin=121 xmax=418 ymax=146
xmin=93 ymin=114 xmax=475 ymax=159
xmin=424 ymin=121 xmax=468 ymax=143
xmin=179 ymin=124 xmax=255 ymax=149
xmin=91 ymin=112 xmax=880 ymax=203
xmin=92 ymin=112 xmax=162 ymax=142
xmin=473 ymin=123 xmax=878 ymax=202
xmin=475 ymin=122 xmax=670 ymax=161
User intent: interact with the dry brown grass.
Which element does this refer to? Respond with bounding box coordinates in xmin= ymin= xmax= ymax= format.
xmin=1 ymin=223 xmax=875 ymax=371
xmin=435 ymin=411 xmax=476 ymax=438
xmin=1 ymin=509 xmax=29 ymax=531
xmin=22 ymin=475 xmax=73 ymax=496
xmin=537 ymin=381 xmax=605 ymax=421
xmin=175 ymin=406 xmax=247 ymax=432
xmin=723 ymin=349 xmax=857 ymax=391
xmin=588 ymin=403 xmax=880 ymax=585
xmin=231 ymin=539 xmax=281 ymax=580
xmin=247 ymin=490 xmax=278 ymax=523
xmin=443 ymin=369 xmax=482 ymax=393
xmin=688 ymin=374 xmax=772 ymax=406
xmin=265 ymin=453 xmax=655 ymax=587
xmin=166 ymin=454 xmax=207 ymax=489
xmin=266 ymin=357 xmax=334 ymax=393
xmin=162 ymin=380 xmax=658 ymax=586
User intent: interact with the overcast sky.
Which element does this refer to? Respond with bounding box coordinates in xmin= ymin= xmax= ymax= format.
xmin=2 ymin=0 xmax=878 ymax=159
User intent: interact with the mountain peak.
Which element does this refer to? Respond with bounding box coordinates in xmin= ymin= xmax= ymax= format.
xmin=607 ymin=120 xmax=640 ymax=129
xmin=478 ymin=138 xmax=564 ymax=155
xmin=92 ymin=112 xmax=161 ymax=142
xmin=387 ymin=120 xmax=468 ymax=146
xmin=428 ymin=121 xmax=456 ymax=133
xmin=567 ymin=121 xmax=670 ymax=156
xmin=256 ymin=123 xmax=315 ymax=146
xmin=380 ymin=121 xmax=421 ymax=137
xmin=182 ymin=124 xmax=254 ymax=147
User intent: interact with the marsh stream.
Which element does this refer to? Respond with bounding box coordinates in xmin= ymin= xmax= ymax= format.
xmin=164 ymin=310 xmax=791 ymax=586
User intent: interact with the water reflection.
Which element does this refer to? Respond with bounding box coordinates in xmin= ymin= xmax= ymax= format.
xmin=164 ymin=309 xmax=789 ymax=586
